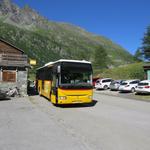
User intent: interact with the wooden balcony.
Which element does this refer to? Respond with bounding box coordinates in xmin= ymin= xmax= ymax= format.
xmin=0 ymin=54 xmax=29 ymax=67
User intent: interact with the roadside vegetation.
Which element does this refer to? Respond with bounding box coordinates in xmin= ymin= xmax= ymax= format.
xmin=134 ymin=25 xmax=150 ymax=61
xmin=94 ymin=62 xmax=145 ymax=80
xmin=134 ymin=94 xmax=150 ymax=102
xmin=94 ymin=23 xmax=150 ymax=80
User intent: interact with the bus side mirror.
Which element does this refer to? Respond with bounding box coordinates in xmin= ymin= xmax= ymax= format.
xmin=57 ymin=65 xmax=61 ymax=74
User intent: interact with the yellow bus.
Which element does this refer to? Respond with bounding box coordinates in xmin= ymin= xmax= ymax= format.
xmin=36 ymin=59 xmax=93 ymax=105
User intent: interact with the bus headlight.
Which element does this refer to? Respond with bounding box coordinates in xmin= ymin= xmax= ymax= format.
xmin=59 ymin=96 xmax=67 ymax=100
xmin=88 ymin=95 xmax=92 ymax=99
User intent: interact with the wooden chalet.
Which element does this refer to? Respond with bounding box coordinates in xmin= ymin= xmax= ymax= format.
xmin=0 ymin=38 xmax=29 ymax=96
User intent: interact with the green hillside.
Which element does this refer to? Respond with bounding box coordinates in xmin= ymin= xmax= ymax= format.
xmin=0 ymin=0 xmax=135 ymax=68
xmin=95 ymin=62 xmax=145 ymax=80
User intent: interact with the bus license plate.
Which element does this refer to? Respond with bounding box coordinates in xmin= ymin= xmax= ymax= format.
xmin=72 ymin=100 xmax=82 ymax=103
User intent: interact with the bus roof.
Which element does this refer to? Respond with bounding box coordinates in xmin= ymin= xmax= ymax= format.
xmin=45 ymin=59 xmax=91 ymax=66
xmin=37 ymin=59 xmax=91 ymax=70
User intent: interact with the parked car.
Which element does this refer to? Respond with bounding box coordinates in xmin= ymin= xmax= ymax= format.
xmin=119 ymin=79 xmax=140 ymax=93
xmin=136 ymin=80 xmax=150 ymax=94
xmin=95 ymin=78 xmax=113 ymax=90
xmin=110 ymin=80 xmax=124 ymax=91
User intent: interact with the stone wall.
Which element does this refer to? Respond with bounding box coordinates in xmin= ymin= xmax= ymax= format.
xmin=0 ymin=69 xmax=28 ymax=96
xmin=17 ymin=70 xmax=28 ymax=96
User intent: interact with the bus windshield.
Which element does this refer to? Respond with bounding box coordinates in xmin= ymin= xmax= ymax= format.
xmin=59 ymin=63 xmax=92 ymax=89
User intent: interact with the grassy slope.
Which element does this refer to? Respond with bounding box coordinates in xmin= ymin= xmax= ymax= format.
xmin=94 ymin=62 xmax=145 ymax=80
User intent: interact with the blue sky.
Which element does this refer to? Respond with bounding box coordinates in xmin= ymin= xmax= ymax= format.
xmin=12 ymin=0 xmax=150 ymax=55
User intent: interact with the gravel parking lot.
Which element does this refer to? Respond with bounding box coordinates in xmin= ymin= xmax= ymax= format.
xmin=0 ymin=92 xmax=150 ymax=150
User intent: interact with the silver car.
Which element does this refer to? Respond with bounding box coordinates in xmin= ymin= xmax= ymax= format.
xmin=110 ymin=80 xmax=124 ymax=91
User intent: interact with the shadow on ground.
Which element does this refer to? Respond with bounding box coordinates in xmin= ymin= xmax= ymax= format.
xmin=135 ymin=93 xmax=150 ymax=96
xmin=0 ymin=97 xmax=11 ymax=101
xmin=27 ymin=87 xmax=38 ymax=96
xmin=119 ymin=91 xmax=133 ymax=94
xmin=56 ymin=100 xmax=98 ymax=108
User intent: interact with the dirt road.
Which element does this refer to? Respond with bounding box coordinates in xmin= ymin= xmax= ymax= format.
xmin=0 ymin=93 xmax=150 ymax=150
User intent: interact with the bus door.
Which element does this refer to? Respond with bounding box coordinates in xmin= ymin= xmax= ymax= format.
xmin=51 ymin=74 xmax=58 ymax=104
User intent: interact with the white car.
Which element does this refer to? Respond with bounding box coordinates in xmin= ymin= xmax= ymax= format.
xmin=119 ymin=79 xmax=140 ymax=93
xmin=95 ymin=78 xmax=113 ymax=90
xmin=136 ymin=80 xmax=150 ymax=94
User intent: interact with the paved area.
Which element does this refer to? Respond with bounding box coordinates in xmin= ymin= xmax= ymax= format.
xmin=0 ymin=98 xmax=86 ymax=150
xmin=0 ymin=93 xmax=150 ymax=150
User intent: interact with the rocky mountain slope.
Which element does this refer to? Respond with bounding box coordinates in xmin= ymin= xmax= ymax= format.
xmin=0 ymin=0 xmax=135 ymax=67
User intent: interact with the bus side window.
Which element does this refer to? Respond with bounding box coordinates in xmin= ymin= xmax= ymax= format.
xmin=52 ymin=75 xmax=57 ymax=95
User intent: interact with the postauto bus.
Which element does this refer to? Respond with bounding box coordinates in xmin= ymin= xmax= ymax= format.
xmin=36 ymin=59 xmax=93 ymax=104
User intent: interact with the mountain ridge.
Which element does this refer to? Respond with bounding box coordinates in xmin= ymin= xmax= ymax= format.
xmin=0 ymin=0 xmax=135 ymax=67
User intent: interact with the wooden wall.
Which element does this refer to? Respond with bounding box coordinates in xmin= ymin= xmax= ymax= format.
xmin=0 ymin=40 xmax=23 ymax=54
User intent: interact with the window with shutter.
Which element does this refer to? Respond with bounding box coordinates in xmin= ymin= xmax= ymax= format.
xmin=2 ymin=70 xmax=16 ymax=82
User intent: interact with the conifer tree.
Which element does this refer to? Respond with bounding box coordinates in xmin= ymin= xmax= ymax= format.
xmin=142 ymin=25 xmax=150 ymax=60
xmin=94 ymin=45 xmax=108 ymax=69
